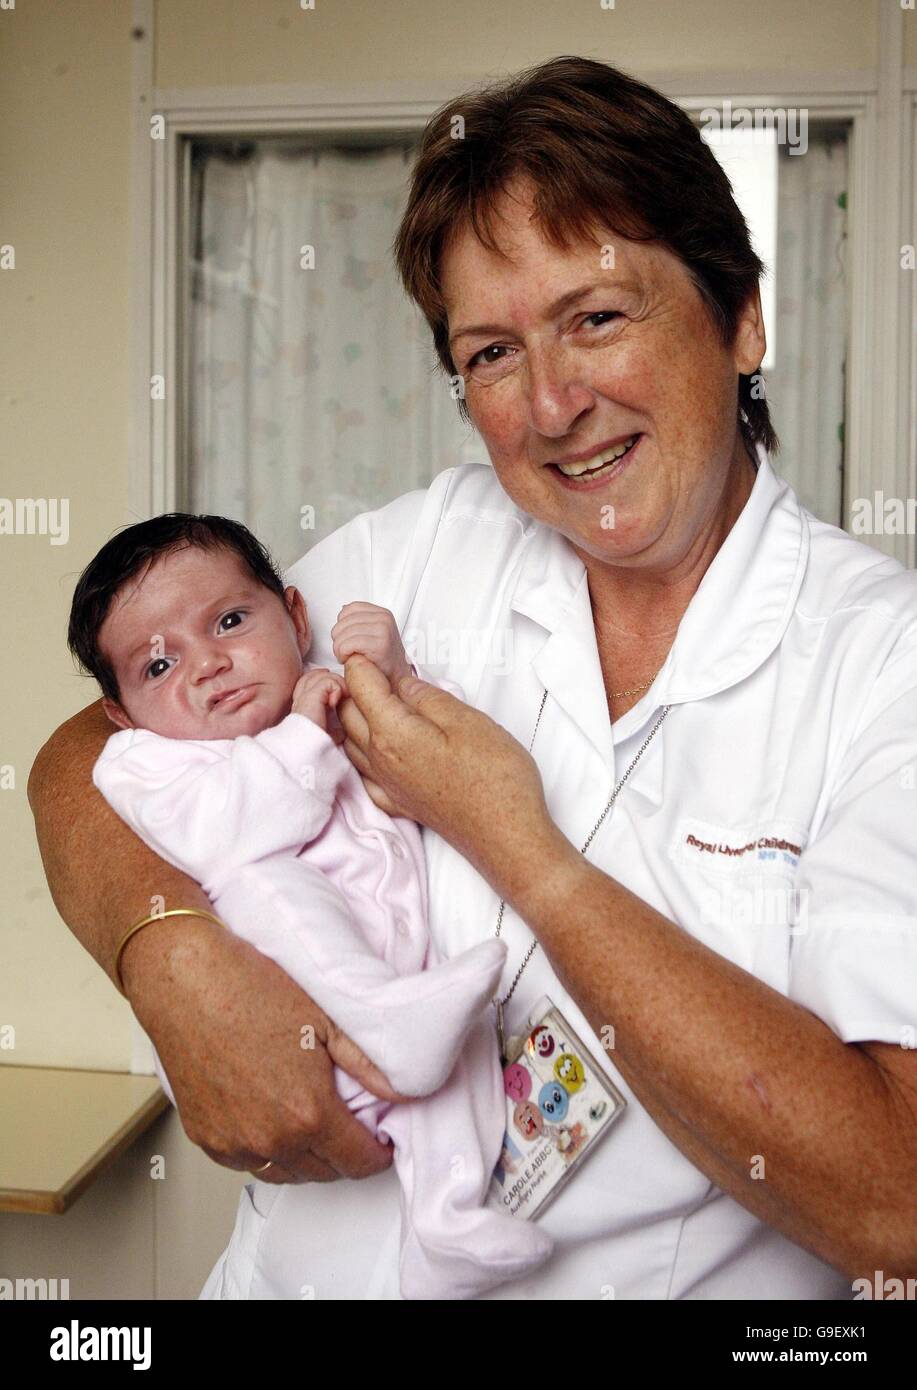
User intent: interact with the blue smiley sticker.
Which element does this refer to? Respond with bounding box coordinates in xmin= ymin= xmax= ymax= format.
xmin=538 ymin=1080 xmax=569 ymax=1122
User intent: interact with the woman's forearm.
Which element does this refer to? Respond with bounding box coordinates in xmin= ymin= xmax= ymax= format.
xmin=27 ymin=698 xmax=216 ymax=990
xmin=28 ymin=700 xmax=400 ymax=1182
xmin=507 ymin=829 xmax=917 ymax=1279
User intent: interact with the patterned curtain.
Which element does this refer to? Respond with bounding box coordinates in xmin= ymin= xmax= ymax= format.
xmin=186 ymin=129 xmax=849 ymax=560
xmin=186 ymin=141 xmax=480 ymax=569
xmin=765 ymin=130 xmax=849 ymax=525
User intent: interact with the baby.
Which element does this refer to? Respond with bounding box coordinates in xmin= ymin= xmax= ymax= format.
xmin=68 ymin=513 xmax=553 ymax=1300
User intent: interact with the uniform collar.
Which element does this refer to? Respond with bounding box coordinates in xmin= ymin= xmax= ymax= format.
xmin=509 ymin=443 xmax=809 ymax=766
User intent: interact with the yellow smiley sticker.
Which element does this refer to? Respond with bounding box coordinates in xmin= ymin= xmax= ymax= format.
xmin=553 ymin=1052 xmax=585 ymax=1092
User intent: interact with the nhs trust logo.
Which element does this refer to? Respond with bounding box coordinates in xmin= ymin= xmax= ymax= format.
xmin=49 ymin=1320 xmax=151 ymax=1370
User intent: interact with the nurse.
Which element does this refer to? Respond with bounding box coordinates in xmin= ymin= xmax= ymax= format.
xmin=31 ymin=55 xmax=917 ymax=1298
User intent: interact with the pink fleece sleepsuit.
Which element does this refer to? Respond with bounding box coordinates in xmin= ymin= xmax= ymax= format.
xmin=92 ymin=669 xmax=553 ymax=1300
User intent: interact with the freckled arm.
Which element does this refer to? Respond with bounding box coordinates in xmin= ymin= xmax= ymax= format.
xmin=504 ymin=837 xmax=917 ymax=1282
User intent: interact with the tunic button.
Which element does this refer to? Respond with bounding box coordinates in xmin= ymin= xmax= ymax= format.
xmin=394 ymin=915 xmax=410 ymax=936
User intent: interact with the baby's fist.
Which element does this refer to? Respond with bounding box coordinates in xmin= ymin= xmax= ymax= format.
xmin=291 ymin=668 xmax=348 ymax=740
xmin=331 ymin=601 xmax=412 ymax=687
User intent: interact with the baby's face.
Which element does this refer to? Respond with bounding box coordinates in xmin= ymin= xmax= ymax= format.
xmin=98 ymin=544 xmax=310 ymax=740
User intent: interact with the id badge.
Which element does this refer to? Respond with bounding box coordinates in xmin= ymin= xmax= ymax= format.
xmin=486 ymin=995 xmax=627 ymax=1222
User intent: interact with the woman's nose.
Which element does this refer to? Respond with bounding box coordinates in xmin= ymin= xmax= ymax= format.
xmin=523 ymin=343 xmax=595 ymax=438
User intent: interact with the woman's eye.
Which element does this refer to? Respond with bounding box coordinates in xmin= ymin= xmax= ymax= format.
xmin=467 ymin=343 xmax=514 ymax=371
xmin=467 ymin=316 xmax=619 ymax=373
xmin=219 ymin=610 xmax=246 ymax=631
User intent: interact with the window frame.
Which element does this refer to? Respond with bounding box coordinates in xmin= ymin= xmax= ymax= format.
xmin=130 ymin=68 xmax=917 ymax=567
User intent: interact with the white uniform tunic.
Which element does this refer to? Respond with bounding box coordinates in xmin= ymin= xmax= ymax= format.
xmin=201 ymin=442 xmax=917 ymax=1301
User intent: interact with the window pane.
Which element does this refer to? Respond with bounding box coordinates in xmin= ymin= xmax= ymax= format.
xmin=185 ymin=140 xmax=475 ymax=570
xmin=702 ymin=120 xmax=849 ymax=526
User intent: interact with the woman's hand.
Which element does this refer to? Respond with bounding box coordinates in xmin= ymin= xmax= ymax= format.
xmin=123 ymin=914 xmax=402 ymax=1185
xmin=337 ymin=654 xmax=568 ymax=904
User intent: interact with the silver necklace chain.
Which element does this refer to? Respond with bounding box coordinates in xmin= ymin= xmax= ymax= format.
xmin=493 ymin=689 xmax=672 ymax=1019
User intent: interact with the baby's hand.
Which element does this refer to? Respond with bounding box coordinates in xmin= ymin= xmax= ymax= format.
xmin=291 ymin=668 xmax=348 ymax=742
xmin=331 ymin=602 xmax=413 ymax=688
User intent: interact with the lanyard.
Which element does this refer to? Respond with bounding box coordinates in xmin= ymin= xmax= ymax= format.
xmin=493 ymin=689 xmax=672 ymax=1062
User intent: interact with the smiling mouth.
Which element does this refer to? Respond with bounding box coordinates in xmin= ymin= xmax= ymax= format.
xmin=550 ymin=434 xmax=642 ymax=482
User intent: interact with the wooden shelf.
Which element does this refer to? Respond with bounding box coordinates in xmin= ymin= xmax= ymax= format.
xmin=0 ymin=1065 xmax=170 ymax=1214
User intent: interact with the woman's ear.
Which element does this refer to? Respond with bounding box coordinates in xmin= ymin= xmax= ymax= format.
xmin=285 ymin=585 xmax=311 ymax=660
xmin=734 ymin=288 xmax=767 ymax=376
xmin=101 ymin=697 xmax=133 ymax=731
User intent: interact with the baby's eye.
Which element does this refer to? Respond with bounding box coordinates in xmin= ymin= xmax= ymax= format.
xmin=219 ymin=610 xmax=246 ymax=632
xmin=145 ymin=657 xmax=173 ymax=681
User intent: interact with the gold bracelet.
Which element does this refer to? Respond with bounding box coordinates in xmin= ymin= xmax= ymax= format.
xmin=114 ymin=907 xmax=227 ymax=996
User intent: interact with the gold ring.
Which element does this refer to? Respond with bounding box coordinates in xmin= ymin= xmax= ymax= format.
xmin=252 ymin=1159 xmax=274 ymax=1174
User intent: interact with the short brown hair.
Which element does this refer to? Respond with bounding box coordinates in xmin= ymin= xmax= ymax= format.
xmin=394 ymin=54 xmax=778 ymax=458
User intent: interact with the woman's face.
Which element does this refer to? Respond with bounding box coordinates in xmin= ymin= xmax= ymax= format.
xmin=440 ymin=178 xmax=766 ymax=575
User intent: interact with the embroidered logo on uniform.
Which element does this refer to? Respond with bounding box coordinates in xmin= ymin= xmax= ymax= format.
xmin=672 ymin=817 xmax=810 ymax=936
xmin=684 ymin=830 xmax=803 ymax=863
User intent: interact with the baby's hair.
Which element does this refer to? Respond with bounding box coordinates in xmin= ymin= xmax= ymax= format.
xmin=67 ymin=513 xmax=287 ymax=707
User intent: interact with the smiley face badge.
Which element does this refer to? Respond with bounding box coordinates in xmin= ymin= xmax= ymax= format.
xmin=553 ymin=1052 xmax=585 ymax=1093
xmin=503 ymin=1062 xmax=531 ymax=1103
xmin=528 ymin=1023 xmax=558 ymax=1063
xmin=538 ymin=1080 xmax=569 ymax=1123
xmin=513 ymin=1100 xmax=544 ymax=1143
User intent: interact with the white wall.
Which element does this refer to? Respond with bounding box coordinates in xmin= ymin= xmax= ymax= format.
xmin=153 ymin=0 xmax=877 ymax=87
